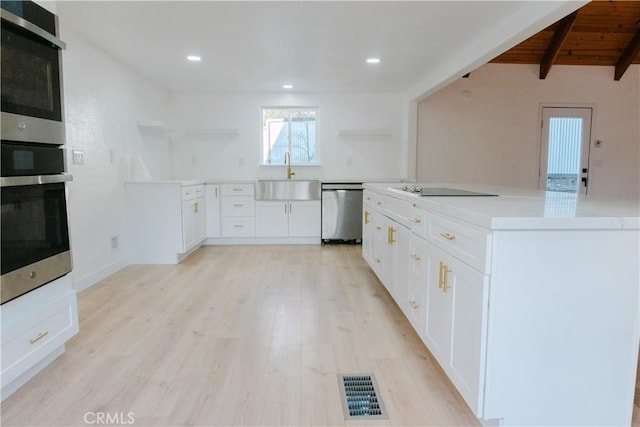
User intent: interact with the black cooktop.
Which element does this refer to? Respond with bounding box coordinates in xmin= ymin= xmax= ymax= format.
xmin=418 ymin=187 xmax=497 ymax=197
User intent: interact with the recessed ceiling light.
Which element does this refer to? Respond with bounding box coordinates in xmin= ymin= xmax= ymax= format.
xmin=282 ymin=84 xmax=293 ymax=89
xmin=187 ymin=55 xmax=201 ymax=62
xmin=366 ymin=58 xmax=381 ymax=64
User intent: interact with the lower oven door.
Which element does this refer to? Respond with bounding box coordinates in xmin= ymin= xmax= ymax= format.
xmin=1 ymin=181 xmax=72 ymax=304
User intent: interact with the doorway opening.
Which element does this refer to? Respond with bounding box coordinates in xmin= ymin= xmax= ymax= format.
xmin=539 ymin=107 xmax=593 ymax=194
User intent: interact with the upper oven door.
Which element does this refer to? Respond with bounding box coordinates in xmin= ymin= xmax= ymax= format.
xmin=1 ymin=8 xmax=65 ymax=144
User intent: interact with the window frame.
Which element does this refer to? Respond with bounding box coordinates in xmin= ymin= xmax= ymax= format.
xmin=260 ymin=106 xmax=320 ymax=167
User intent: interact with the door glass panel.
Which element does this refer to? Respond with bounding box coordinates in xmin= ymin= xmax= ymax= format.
xmin=546 ymin=117 xmax=582 ymax=193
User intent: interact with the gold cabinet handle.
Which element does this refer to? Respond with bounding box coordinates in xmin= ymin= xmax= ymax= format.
xmin=376 ymin=201 xmax=382 ymax=206
xmin=410 ymin=254 xmax=421 ymax=261
xmin=289 ymin=203 xmax=292 ymax=213
xmin=193 ymin=202 xmax=198 ymax=213
xmin=442 ymin=263 xmax=452 ymax=293
xmin=232 ymin=188 xmax=243 ymax=192
xmin=410 ymin=218 xmax=422 ymax=224
xmin=375 ymin=226 xmax=382 ymax=230
xmin=364 ymin=211 xmax=370 ymax=224
xmin=438 ymin=261 xmax=445 ymax=289
xmin=215 ymin=187 xmax=218 ymax=198
xmin=387 ymin=226 xmax=395 ymax=244
xmin=233 ymin=204 xmax=244 ymax=207
xmin=366 ymin=197 xmax=372 ymax=201
xmin=233 ymin=224 xmax=244 ymax=228
xmin=375 ymin=258 xmax=382 ymax=263
xmin=284 ymin=203 xmax=288 ymax=214
xmin=29 ymin=331 xmax=48 ymax=344
xmin=440 ymin=233 xmax=456 ymax=241
xmin=409 ymin=301 xmax=419 ymax=310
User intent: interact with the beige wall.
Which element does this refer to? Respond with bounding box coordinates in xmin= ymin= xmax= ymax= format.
xmin=416 ymin=63 xmax=640 ymax=199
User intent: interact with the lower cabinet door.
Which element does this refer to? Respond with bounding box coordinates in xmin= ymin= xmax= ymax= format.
xmin=181 ymin=200 xmax=196 ymax=252
xmin=425 ymin=245 xmax=489 ymax=417
xmin=255 ymin=201 xmax=288 ymax=237
xmin=288 ymin=200 xmax=321 ymax=237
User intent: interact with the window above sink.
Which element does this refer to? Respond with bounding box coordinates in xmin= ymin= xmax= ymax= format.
xmin=261 ymin=107 xmax=318 ymax=166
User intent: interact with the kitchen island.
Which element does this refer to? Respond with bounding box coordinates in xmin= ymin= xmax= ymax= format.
xmin=362 ymin=182 xmax=639 ymax=426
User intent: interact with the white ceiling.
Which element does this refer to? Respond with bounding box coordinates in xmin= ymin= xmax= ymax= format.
xmin=56 ymin=1 xmax=583 ymax=97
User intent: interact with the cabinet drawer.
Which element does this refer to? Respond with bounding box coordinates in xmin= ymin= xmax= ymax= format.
xmin=182 ymin=185 xmax=204 ymax=201
xmin=409 ymin=233 xmax=428 ymax=280
xmin=222 ymin=217 xmax=255 ymax=237
xmin=221 ymin=184 xmax=254 ymax=196
xmin=363 ymin=190 xmax=385 ymax=209
xmin=222 ymin=197 xmax=255 ymax=217
xmin=385 ymin=196 xmax=413 ymax=227
xmin=409 ymin=208 xmax=428 ymax=238
xmin=2 ymin=292 xmax=78 ymax=379
xmin=427 ymin=215 xmax=491 ymax=273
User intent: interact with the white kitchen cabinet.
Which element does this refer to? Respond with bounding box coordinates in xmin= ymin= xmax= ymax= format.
xmin=426 ymin=244 xmax=488 ymax=415
xmin=255 ymin=201 xmax=288 ymax=237
xmin=255 ymin=200 xmax=320 ymax=237
xmin=125 ymin=182 xmax=206 ymax=263
xmin=407 ymin=233 xmax=428 ymax=336
xmin=205 ymin=184 xmax=221 ymax=238
xmin=1 ymin=276 xmax=78 ymax=400
xmin=221 ymin=184 xmax=255 ymax=238
xmin=362 ymin=200 xmax=373 ymax=264
xmin=288 ymin=200 xmax=321 ymax=237
xmin=362 ymin=182 xmax=639 ymax=426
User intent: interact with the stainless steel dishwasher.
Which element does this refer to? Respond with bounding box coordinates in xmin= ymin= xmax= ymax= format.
xmin=321 ymin=182 xmax=363 ymax=243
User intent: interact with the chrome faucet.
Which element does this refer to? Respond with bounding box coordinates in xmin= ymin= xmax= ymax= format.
xmin=284 ymin=151 xmax=295 ymax=180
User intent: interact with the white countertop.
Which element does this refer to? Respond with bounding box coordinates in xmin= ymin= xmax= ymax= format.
xmin=125 ymin=180 xmax=205 ymax=186
xmin=365 ymin=182 xmax=640 ymax=230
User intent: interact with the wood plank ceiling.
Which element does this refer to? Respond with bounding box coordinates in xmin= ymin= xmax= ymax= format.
xmin=490 ymin=0 xmax=640 ymax=80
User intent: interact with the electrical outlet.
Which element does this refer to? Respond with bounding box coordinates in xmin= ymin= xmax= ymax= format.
xmin=72 ymin=149 xmax=85 ymax=165
xmin=111 ymin=236 xmax=119 ymax=251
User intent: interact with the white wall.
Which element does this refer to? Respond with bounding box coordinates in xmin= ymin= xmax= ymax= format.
xmin=61 ymin=28 xmax=172 ymax=291
xmin=168 ymin=92 xmax=407 ymax=182
xmin=416 ymin=63 xmax=640 ymax=199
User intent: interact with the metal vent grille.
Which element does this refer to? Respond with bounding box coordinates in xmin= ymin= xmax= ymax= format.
xmin=338 ymin=374 xmax=388 ymax=419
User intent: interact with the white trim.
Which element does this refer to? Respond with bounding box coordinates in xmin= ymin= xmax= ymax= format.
xmin=72 ymin=256 xmax=128 ymax=292
xmin=205 ymin=237 xmax=320 ymax=245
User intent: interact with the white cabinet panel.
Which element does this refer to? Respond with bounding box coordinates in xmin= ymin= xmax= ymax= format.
xmin=289 ymin=200 xmax=321 ymax=237
xmin=256 ymin=201 xmax=288 ymax=237
xmin=206 ymin=184 xmax=221 ymax=238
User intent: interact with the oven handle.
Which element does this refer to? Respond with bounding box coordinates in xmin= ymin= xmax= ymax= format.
xmin=1 ymin=10 xmax=67 ymax=50
xmin=0 ymin=174 xmax=73 ymax=187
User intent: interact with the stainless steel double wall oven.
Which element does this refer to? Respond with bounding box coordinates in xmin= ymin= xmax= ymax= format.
xmin=1 ymin=1 xmax=71 ymax=304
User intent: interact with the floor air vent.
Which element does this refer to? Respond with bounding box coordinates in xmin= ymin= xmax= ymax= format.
xmin=338 ymin=374 xmax=388 ymax=420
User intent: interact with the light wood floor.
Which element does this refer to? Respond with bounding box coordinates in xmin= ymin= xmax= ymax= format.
xmin=2 ymin=245 xmax=639 ymax=426
xmin=2 ymin=245 xmax=480 ymax=426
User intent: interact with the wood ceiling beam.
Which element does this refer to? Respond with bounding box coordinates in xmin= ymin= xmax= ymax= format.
xmin=614 ymin=29 xmax=640 ymax=81
xmin=539 ymin=11 xmax=579 ymax=79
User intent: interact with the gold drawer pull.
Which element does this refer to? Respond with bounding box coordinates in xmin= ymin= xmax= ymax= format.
xmin=410 ymin=218 xmax=422 ymax=224
xmin=376 ymin=201 xmax=382 ymax=205
xmin=387 ymin=227 xmax=395 ymax=244
xmin=232 ymin=188 xmax=243 ymax=191
xmin=375 ymin=258 xmax=382 ymax=263
xmin=364 ymin=211 xmax=370 ymax=224
xmin=375 ymin=226 xmax=382 ymax=230
xmin=193 ymin=202 xmax=199 ymax=213
xmin=233 ymin=225 xmax=244 ymax=228
xmin=409 ymin=301 xmax=419 ymax=310
xmin=366 ymin=197 xmax=372 ymax=201
xmin=440 ymin=232 xmax=456 ymax=241
xmin=29 ymin=331 xmax=49 ymax=344
xmin=410 ymin=254 xmax=421 ymax=261
xmin=233 ymin=204 xmax=244 ymax=207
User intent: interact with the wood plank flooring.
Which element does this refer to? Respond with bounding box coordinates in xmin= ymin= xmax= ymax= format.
xmin=1 ymin=245 xmax=638 ymax=426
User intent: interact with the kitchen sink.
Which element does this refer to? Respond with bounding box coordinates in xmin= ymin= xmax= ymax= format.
xmin=255 ymin=179 xmax=321 ymax=200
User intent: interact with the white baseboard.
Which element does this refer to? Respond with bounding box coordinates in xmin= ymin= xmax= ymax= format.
xmin=73 ymin=256 xmax=129 ymax=292
xmin=205 ymin=237 xmax=321 ymax=245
